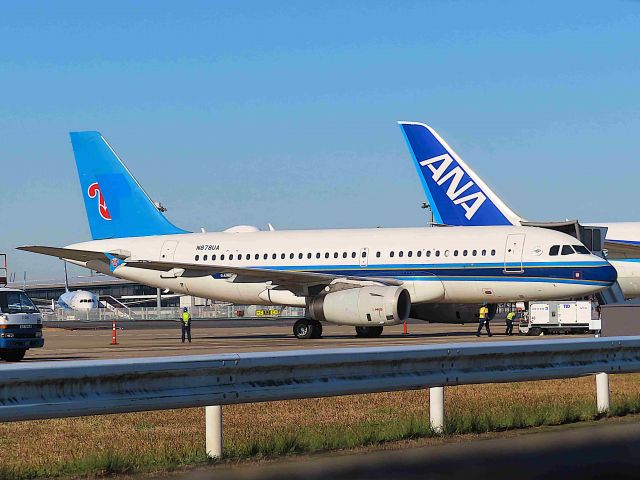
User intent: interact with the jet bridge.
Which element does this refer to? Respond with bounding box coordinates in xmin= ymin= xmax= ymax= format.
xmin=521 ymin=220 xmax=624 ymax=304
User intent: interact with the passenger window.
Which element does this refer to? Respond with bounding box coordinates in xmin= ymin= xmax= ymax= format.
xmin=481 ymin=249 xmax=486 ymax=256
xmin=230 ymin=254 xmax=234 ymax=260
xmin=212 ymin=255 xmax=217 ymax=261
xmin=472 ymin=250 xmax=477 ymax=256
xmin=254 ymin=254 xmax=259 ymax=260
xmin=221 ymin=255 xmax=225 ymax=261
xmin=463 ymin=250 xmax=468 ymax=256
xmin=281 ymin=253 xmax=286 ymax=259
xmin=453 ymin=250 xmax=458 ymax=256
xmin=263 ymin=253 xmax=268 ymax=260
xmin=491 ymin=249 xmax=496 ymax=256
xmin=271 ymin=253 xmax=276 ymax=260
xmin=342 ymin=252 xmax=347 ymax=258
xmin=426 ymin=251 xmax=431 ymax=257
xmin=290 ymin=253 xmax=294 ymax=259
xmin=408 ymin=251 xmax=413 ymax=258
xmin=376 ymin=251 xmax=381 ymax=258
xmin=549 ymin=245 xmax=560 ymax=256
xmin=435 ymin=250 xmax=440 ymax=257
xmin=561 ymin=245 xmax=575 ymax=255
xmin=316 ymin=252 xmax=321 ymax=259
xmin=203 ymin=255 xmax=208 ymax=261
xmin=417 ymin=251 xmax=422 ymax=257
xmin=246 ymin=254 xmax=251 ymax=260
xmin=362 ymin=251 xmax=367 ymax=257
xmin=390 ymin=251 xmax=395 ymax=258
xmin=573 ymin=245 xmax=590 ymax=254
xmin=195 ymin=255 xmax=199 ymax=261
xmin=399 ymin=251 xmax=404 ymax=258
xmin=308 ymin=253 xmax=312 ymax=259
xmin=351 ymin=252 xmax=356 ymax=258
xmin=299 ymin=253 xmax=303 ymax=259
xmin=334 ymin=252 xmax=339 ymax=258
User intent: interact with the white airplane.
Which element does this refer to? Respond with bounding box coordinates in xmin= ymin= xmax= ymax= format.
xmin=55 ymin=261 xmax=99 ymax=311
xmin=19 ymin=131 xmax=617 ymax=338
xmin=399 ymin=121 xmax=640 ymax=300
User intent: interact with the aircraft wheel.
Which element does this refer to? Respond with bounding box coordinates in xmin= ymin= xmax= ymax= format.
xmin=293 ymin=319 xmax=314 ymax=339
xmin=0 ymin=349 xmax=26 ymax=362
xmin=310 ymin=320 xmax=323 ymax=339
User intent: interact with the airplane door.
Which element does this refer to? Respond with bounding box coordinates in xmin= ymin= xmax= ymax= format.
xmin=504 ymin=234 xmax=525 ymax=273
xmin=160 ymin=240 xmax=179 ymax=262
xmin=359 ymin=248 xmax=369 ymax=267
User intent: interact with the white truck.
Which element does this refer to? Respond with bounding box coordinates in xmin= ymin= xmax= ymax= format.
xmin=0 ymin=287 xmax=44 ymax=361
xmin=519 ymin=301 xmax=600 ymax=336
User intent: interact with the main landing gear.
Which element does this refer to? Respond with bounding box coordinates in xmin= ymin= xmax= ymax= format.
xmin=355 ymin=326 xmax=384 ymax=338
xmin=293 ymin=319 xmax=323 ymax=339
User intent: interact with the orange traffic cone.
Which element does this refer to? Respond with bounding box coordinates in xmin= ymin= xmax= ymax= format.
xmin=403 ymin=321 xmax=408 ymax=335
xmin=111 ymin=320 xmax=118 ymax=345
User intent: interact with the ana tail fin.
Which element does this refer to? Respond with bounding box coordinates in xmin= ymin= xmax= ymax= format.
xmin=398 ymin=121 xmax=523 ymax=226
xmin=69 ymin=131 xmax=188 ymax=240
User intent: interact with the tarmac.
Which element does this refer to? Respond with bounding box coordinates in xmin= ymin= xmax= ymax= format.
xmin=26 ymin=318 xmax=580 ymax=361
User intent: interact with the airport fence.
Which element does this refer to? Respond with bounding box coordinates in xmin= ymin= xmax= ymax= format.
xmin=43 ymin=305 xmax=306 ymax=322
xmin=1 ymin=337 xmax=638 ymax=458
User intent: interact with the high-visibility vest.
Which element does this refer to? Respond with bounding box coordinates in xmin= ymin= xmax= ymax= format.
xmin=507 ymin=312 xmax=516 ymax=321
xmin=182 ymin=312 xmax=191 ymax=325
xmin=479 ymin=306 xmax=488 ymax=319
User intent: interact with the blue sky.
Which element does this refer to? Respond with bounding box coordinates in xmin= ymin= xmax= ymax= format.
xmin=1 ymin=1 xmax=639 ymax=279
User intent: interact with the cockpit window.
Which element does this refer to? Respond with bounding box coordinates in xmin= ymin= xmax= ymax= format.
xmin=573 ymin=245 xmax=590 ymax=254
xmin=561 ymin=245 xmax=575 ymax=255
xmin=549 ymin=245 xmax=560 ymax=256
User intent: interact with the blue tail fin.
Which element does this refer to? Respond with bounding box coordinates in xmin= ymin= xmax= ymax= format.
xmin=70 ymin=131 xmax=188 ymax=240
xmin=399 ymin=122 xmax=523 ymax=226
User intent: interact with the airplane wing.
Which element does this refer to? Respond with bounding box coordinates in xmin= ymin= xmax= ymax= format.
xmin=17 ymin=246 xmax=403 ymax=292
xmin=124 ymin=259 xmax=403 ymax=288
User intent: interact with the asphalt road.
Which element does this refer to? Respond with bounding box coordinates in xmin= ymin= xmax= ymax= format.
xmin=24 ymin=318 xmax=583 ymax=361
xmin=182 ymin=418 xmax=640 ymax=480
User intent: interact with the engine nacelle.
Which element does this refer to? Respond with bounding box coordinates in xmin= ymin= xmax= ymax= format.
xmin=411 ymin=303 xmax=498 ymax=324
xmin=308 ymin=286 xmax=411 ymax=326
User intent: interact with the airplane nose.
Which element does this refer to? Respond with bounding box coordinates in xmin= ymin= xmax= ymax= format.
xmin=601 ymin=262 xmax=618 ymax=285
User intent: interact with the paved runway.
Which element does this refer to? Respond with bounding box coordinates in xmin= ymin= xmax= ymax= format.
xmin=187 ymin=417 xmax=640 ymax=480
xmin=25 ymin=318 xmax=582 ymax=362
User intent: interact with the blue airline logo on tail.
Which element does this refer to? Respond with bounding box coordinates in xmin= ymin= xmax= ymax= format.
xmin=399 ymin=122 xmax=514 ymax=226
xmin=419 ymin=153 xmax=486 ymax=220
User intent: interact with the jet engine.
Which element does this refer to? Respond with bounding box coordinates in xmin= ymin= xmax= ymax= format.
xmin=308 ymin=286 xmax=411 ymax=326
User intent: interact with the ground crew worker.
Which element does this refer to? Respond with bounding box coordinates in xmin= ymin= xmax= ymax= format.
xmin=476 ymin=303 xmax=492 ymax=337
xmin=505 ymin=310 xmax=516 ymax=336
xmin=181 ymin=307 xmax=192 ymax=343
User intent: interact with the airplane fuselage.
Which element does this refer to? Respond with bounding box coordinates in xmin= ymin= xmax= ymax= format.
xmin=67 ymin=225 xmax=616 ymax=309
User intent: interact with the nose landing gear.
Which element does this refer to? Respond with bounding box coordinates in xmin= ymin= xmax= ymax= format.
xmin=293 ymin=319 xmax=323 ymax=339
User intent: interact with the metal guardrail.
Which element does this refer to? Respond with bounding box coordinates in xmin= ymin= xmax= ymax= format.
xmin=2 ymin=337 xmax=639 ymax=457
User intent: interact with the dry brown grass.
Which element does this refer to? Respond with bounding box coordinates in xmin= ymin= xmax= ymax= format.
xmin=1 ymin=374 xmax=640 ymax=478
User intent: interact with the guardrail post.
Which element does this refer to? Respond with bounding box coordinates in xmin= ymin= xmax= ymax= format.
xmin=596 ymin=372 xmax=610 ymax=414
xmin=429 ymin=386 xmax=445 ymax=434
xmin=205 ymin=405 xmax=223 ymax=458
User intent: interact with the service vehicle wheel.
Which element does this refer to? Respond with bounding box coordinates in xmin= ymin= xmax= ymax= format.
xmin=293 ymin=319 xmax=314 ymax=339
xmin=0 ymin=349 xmax=26 ymax=362
xmin=529 ymin=327 xmax=542 ymax=336
xmin=310 ymin=320 xmax=323 ymax=339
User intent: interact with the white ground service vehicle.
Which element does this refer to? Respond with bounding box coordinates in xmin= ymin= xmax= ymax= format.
xmin=519 ymin=301 xmax=600 ymax=336
xmin=0 ymin=287 xmax=44 ymax=361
